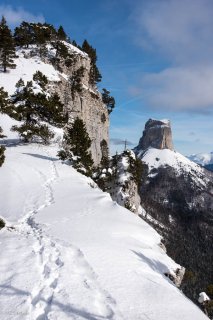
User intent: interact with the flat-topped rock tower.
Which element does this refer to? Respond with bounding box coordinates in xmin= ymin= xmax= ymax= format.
xmin=135 ymin=119 xmax=173 ymax=152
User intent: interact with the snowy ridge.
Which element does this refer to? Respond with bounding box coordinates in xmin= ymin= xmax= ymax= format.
xmin=0 ymin=123 xmax=209 ymax=319
xmin=0 ymin=48 xmax=62 ymax=95
xmin=139 ymin=148 xmax=209 ymax=187
xmin=0 ymin=41 xmax=88 ymax=97
xmin=62 ymin=41 xmax=89 ymax=58
xmin=188 ymin=152 xmax=213 ymax=166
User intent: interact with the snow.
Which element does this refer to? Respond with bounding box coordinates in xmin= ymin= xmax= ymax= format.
xmin=188 ymin=152 xmax=213 ymax=166
xmin=139 ymin=148 xmax=209 ymax=187
xmin=0 ymin=47 xmax=208 ymax=318
xmin=160 ymin=119 xmax=170 ymax=125
xmin=62 ymin=41 xmax=88 ymax=58
xmin=0 ymin=49 xmax=61 ymax=95
xmin=0 ymin=127 xmax=208 ymax=319
xmin=198 ymin=292 xmax=210 ymax=304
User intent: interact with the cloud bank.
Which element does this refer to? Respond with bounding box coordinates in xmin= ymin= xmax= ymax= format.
xmin=131 ymin=0 xmax=213 ymax=113
xmin=0 ymin=5 xmax=44 ymax=25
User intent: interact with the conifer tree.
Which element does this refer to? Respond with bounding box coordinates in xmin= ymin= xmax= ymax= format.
xmin=0 ymin=144 xmax=5 ymax=167
xmin=82 ymin=40 xmax=102 ymax=85
xmin=46 ymin=93 xmax=67 ymax=127
xmin=0 ymin=126 xmax=6 ymax=167
xmin=11 ymin=74 xmax=67 ymax=143
xmin=0 ymin=16 xmax=16 ymax=72
xmin=58 ymin=117 xmax=93 ymax=175
xmin=0 ymin=87 xmax=14 ymax=117
xmin=33 ymin=71 xmax=48 ymax=90
xmin=11 ymin=79 xmax=54 ymax=143
xmin=57 ymin=26 xmax=67 ymax=41
xmin=0 ymin=126 xmax=6 ymax=139
xmin=101 ymin=88 xmax=115 ymax=114
xmin=0 ymin=87 xmax=9 ymax=113
xmin=14 ymin=22 xmax=33 ymax=47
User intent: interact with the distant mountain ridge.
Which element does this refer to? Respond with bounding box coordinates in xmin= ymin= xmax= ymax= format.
xmin=134 ymin=119 xmax=213 ymax=311
xmin=188 ymin=152 xmax=213 ymax=172
xmin=188 ymin=152 xmax=213 ymax=166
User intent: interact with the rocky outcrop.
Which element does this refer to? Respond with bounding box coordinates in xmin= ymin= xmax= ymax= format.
xmin=44 ymin=44 xmax=109 ymax=166
xmin=135 ymin=119 xmax=213 ymax=308
xmin=164 ymin=267 xmax=185 ymax=287
xmin=135 ymin=119 xmax=173 ymax=152
xmin=110 ymin=177 xmax=141 ymax=214
xmin=109 ymin=150 xmax=141 ymax=213
xmin=55 ymin=76 xmax=109 ymax=166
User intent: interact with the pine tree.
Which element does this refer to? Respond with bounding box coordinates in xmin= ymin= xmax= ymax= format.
xmin=57 ymin=26 xmax=67 ymax=41
xmin=33 ymin=71 xmax=48 ymax=90
xmin=0 ymin=16 xmax=16 ymax=72
xmin=0 ymin=126 xmax=6 ymax=139
xmin=11 ymin=79 xmax=54 ymax=143
xmin=0 ymin=144 xmax=5 ymax=167
xmin=0 ymin=126 xmax=6 ymax=167
xmin=82 ymin=40 xmax=102 ymax=85
xmin=101 ymin=88 xmax=115 ymax=114
xmin=58 ymin=117 xmax=93 ymax=175
xmin=11 ymin=74 xmax=67 ymax=143
xmin=14 ymin=22 xmax=33 ymax=47
xmin=0 ymin=86 xmax=15 ymax=118
xmin=0 ymin=87 xmax=9 ymax=113
xmin=46 ymin=93 xmax=67 ymax=127
xmin=69 ymin=67 xmax=85 ymax=98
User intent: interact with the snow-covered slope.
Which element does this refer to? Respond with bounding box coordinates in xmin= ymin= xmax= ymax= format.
xmin=139 ymin=147 xmax=209 ymax=186
xmin=188 ymin=152 xmax=213 ymax=166
xmin=0 ymin=120 xmax=208 ymax=319
xmin=0 ymin=48 xmax=63 ymax=95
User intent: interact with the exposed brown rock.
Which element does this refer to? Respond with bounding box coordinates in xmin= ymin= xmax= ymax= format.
xmin=136 ymin=119 xmax=173 ymax=152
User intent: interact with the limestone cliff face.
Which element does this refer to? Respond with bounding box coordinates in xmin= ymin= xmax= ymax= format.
xmin=47 ymin=45 xmax=109 ymax=166
xmin=135 ymin=119 xmax=173 ymax=152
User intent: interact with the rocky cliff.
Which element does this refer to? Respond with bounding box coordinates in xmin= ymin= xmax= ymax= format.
xmin=21 ymin=43 xmax=109 ymax=166
xmin=135 ymin=119 xmax=173 ymax=153
xmin=49 ymin=44 xmax=109 ymax=166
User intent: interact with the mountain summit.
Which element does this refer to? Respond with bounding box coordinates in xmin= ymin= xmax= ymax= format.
xmin=135 ymin=118 xmax=173 ymax=152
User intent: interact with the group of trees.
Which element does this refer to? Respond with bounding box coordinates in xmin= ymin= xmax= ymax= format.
xmin=0 ymin=71 xmax=67 ymax=144
xmin=0 ymin=16 xmax=103 ymax=87
xmin=0 ymin=16 xmax=115 ymax=170
xmin=0 ymin=16 xmax=116 ymax=114
xmin=0 ymin=16 xmax=16 ymax=72
xmin=14 ymin=22 xmax=67 ymax=48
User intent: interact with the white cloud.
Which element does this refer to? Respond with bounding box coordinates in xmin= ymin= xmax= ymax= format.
xmin=140 ymin=66 xmax=213 ymax=112
xmin=133 ymin=0 xmax=213 ymax=64
xmin=129 ymin=0 xmax=213 ymax=112
xmin=0 ymin=5 xmax=44 ymax=25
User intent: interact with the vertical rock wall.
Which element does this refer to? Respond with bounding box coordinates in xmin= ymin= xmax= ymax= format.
xmin=135 ymin=119 xmax=173 ymax=152
xmin=50 ymin=51 xmax=109 ymax=166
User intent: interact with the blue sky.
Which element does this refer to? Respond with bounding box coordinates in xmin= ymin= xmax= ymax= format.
xmin=1 ymin=0 xmax=213 ymax=155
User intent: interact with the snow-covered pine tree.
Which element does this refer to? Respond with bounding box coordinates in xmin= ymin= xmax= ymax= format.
xmin=0 ymin=16 xmax=16 ymax=72
xmin=0 ymin=126 xmax=6 ymax=139
xmin=11 ymin=79 xmax=54 ymax=143
xmin=0 ymin=145 xmax=5 ymax=167
xmin=0 ymin=126 xmax=6 ymax=167
xmin=11 ymin=72 xmax=67 ymax=143
xmin=58 ymin=117 xmax=93 ymax=176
